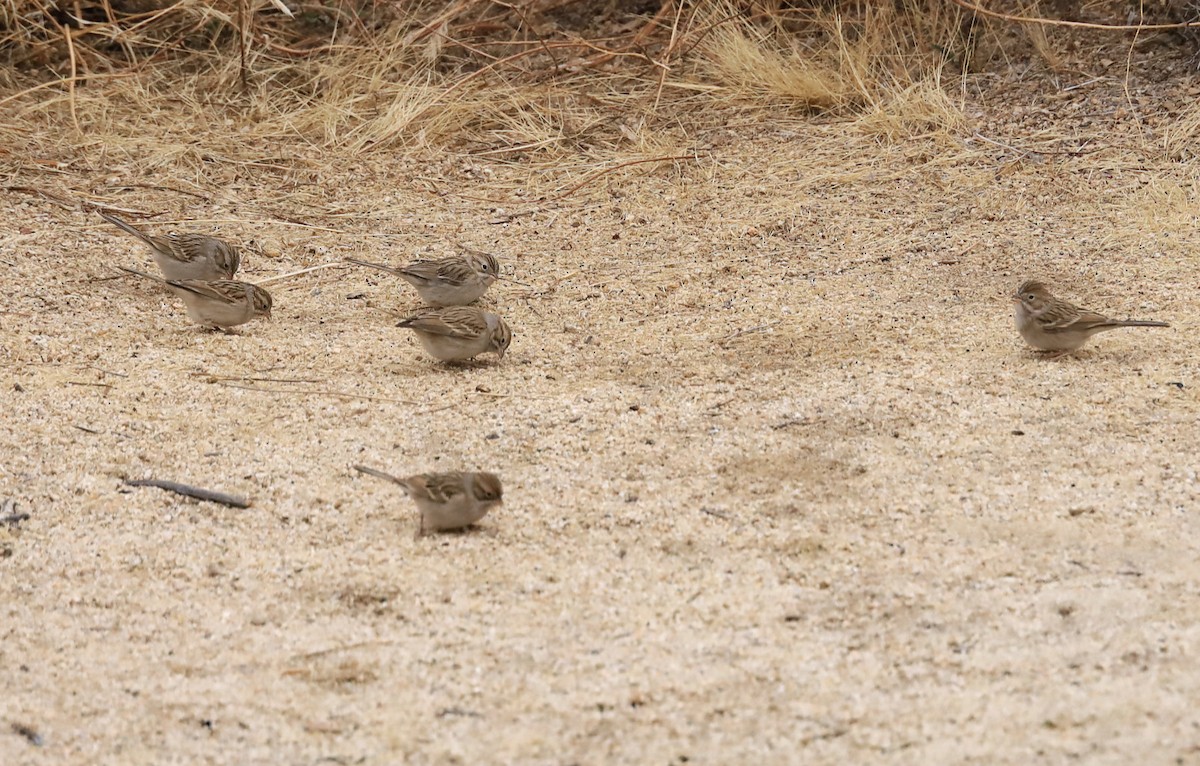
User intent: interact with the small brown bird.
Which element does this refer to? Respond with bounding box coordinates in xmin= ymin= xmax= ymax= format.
xmin=118 ymin=267 xmax=273 ymax=331
xmin=396 ymin=306 xmax=511 ymax=362
xmin=1012 ymin=280 xmax=1169 ymax=354
xmin=99 ymin=211 xmax=241 ymax=281
xmin=353 ymin=465 xmax=503 ymax=537
xmin=345 ymin=250 xmax=501 ymax=306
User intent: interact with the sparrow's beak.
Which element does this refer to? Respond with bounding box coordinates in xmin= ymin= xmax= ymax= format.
xmin=1010 ymin=296 xmax=1021 ymax=303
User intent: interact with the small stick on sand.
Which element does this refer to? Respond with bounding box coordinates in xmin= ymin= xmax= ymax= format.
xmin=552 ymin=154 xmax=698 ymax=201
xmin=717 ymin=321 xmax=780 ymax=346
xmin=700 ymin=507 xmax=733 ymax=521
xmin=123 ymin=478 xmax=251 ymax=508
xmin=1 ymin=498 xmax=30 ymax=526
xmin=11 ymin=722 xmax=44 ymax=747
xmin=255 ymin=262 xmax=349 ymax=286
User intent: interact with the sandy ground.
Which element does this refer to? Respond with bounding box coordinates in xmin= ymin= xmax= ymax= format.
xmin=3 ymin=53 xmax=1200 ymax=764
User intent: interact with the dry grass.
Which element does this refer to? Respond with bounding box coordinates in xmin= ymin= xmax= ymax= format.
xmin=0 ymin=0 xmax=982 ymax=169
xmin=1163 ymin=97 xmax=1200 ymax=161
xmin=692 ymin=1 xmax=969 ymax=132
xmin=1019 ymin=0 xmax=1065 ymax=70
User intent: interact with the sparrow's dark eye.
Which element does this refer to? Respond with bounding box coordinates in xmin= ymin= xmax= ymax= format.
xmin=1026 ymin=294 xmax=1035 ymax=300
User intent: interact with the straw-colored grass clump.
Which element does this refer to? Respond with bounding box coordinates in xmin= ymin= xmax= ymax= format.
xmin=0 ymin=0 xmax=983 ymax=165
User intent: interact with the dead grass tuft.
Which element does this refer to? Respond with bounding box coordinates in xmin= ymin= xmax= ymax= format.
xmin=690 ymin=2 xmax=969 ymax=137
xmin=0 ymin=1 xmax=984 ymax=182
xmin=698 ymin=18 xmax=847 ymax=109
xmin=1162 ymin=99 xmax=1200 ymax=162
xmin=1019 ymin=0 xmax=1064 ymax=70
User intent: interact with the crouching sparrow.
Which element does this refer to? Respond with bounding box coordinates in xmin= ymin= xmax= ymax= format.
xmin=1013 ymin=279 xmax=1169 ymax=354
xmin=353 ymin=465 xmax=503 ymax=537
xmin=99 ymin=210 xmax=241 ymax=281
xmin=396 ymin=306 xmax=511 ymax=362
xmin=345 ymin=250 xmax=501 ymax=306
xmin=118 ymin=266 xmax=273 ymax=331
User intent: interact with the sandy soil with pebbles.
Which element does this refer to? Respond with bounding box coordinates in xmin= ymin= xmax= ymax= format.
xmin=3 ymin=54 xmax=1200 ymax=764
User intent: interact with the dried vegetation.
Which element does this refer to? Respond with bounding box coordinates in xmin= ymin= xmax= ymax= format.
xmin=0 ymin=0 xmax=979 ymax=166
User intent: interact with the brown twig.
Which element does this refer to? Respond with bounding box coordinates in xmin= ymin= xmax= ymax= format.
xmin=10 ymin=723 xmax=43 ymax=747
xmin=653 ymin=0 xmax=685 ymax=112
xmin=579 ymin=0 xmax=674 ymax=68
xmin=700 ymin=506 xmax=733 ymax=521
xmin=83 ymin=365 xmax=130 ymax=378
xmin=1 ymin=498 xmax=29 ymax=526
xmin=123 ymin=478 xmax=251 ymax=508
xmin=255 ymin=262 xmax=350 ymax=286
xmin=492 ymin=0 xmax=559 ymax=71
xmin=404 ymin=0 xmax=476 ymax=46
xmin=237 ymin=0 xmax=249 ymax=91
xmin=945 ymin=0 xmax=1200 ymax=30
xmin=717 ymin=321 xmax=780 ymax=346
xmin=2 ymin=186 xmax=78 ymax=211
xmin=553 ymin=154 xmax=697 ymax=200
xmin=54 ymin=21 xmax=83 ymax=135
xmin=111 ymin=183 xmax=212 ymax=201
xmin=0 ymin=72 xmax=132 ymax=110
xmin=199 ymin=374 xmax=323 ymax=384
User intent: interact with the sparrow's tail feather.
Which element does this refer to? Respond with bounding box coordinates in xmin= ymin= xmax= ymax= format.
xmin=117 ymin=265 xmax=165 ymax=283
xmin=1109 ymin=320 xmax=1170 ymax=328
xmin=353 ymin=464 xmax=409 ymax=490
xmin=98 ymin=211 xmax=155 ymax=246
xmin=344 ymin=257 xmax=399 ymax=276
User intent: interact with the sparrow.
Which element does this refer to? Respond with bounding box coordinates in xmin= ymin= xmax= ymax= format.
xmin=345 ymin=250 xmax=501 ymax=306
xmin=118 ymin=266 xmax=273 ymax=331
xmin=1013 ymin=279 xmax=1169 ymax=354
xmin=99 ymin=210 xmax=241 ymax=281
xmin=396 ymin=306 xmax=511 ymax=362
xmin=353 ymin=465 xmax=503 ymax=536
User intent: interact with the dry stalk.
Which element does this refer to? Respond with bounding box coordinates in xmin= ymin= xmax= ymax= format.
xmin=946 ymin=0 xmax=1200 ymax=30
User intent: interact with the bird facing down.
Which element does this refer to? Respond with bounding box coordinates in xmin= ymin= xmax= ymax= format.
xmin=118 ymin=266 xmax=273 ymax=331
xmin=353 ymin=466 xmax=503 ymax=536
xmin=99 ymin=210 xmax=241 ymax=282
xmin=396 ymin=306 xmax=511 ymax=362
xmin=1012 ymin=280 xmax=1169 ymax=353
xmin=345 ymin=250 xmax=501 ymax=306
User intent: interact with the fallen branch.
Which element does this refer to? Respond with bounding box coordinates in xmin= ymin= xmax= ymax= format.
xmin=123 ymin=478 xmax=251 ymax=508
xmin=1 ymin=498 xmax=30 ymax=526
xmin=946 ymin=0 xmax=1200 ymax=30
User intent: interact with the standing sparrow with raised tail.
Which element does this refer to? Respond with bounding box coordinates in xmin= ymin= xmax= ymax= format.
xmin=345 ymin=250 xmax=501 ymax=306
xmin=353 ymin=465 xmax=503 ymax=537
xmin=396 ymin=306 xmax=511 ymax=361
xmin=118 ymin=267 xmax=273 ymax=331
xmin=1013 ymin=279 xmax=1169 ymax=354
xmin=99 ymin=210 xmax=241 ymax=282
